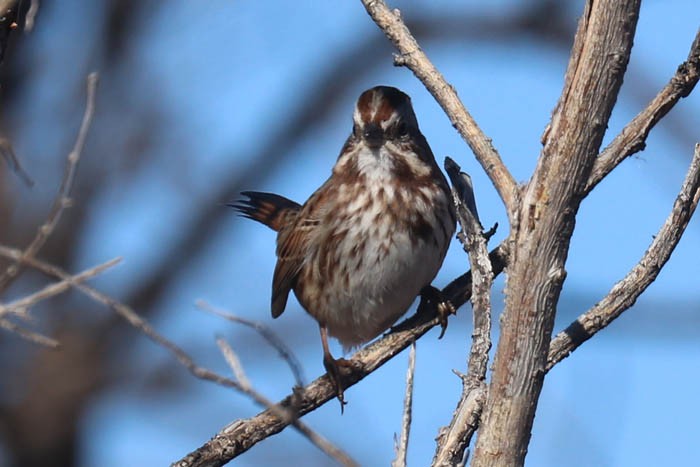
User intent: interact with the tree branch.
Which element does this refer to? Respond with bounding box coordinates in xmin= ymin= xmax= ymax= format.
xmin=473 ymin=2 xmax=642 ymax=466
xmin=0 ymin=244 xmax=356 ymax=467
xmin=0 ymin=257 xmax=120 ymax=320
xmin=0 ymin=72 xmax=99 ymax=292
xmin=392 ymin=342 xmax=416 ymax=467
xmin=548 ymin=143 xmax=700 ymax=369
xmin=360 ymin=0 xmax=518 ymax=220
xmin=433 ymin=158 xmax=493 ymax=466
xmin=586 ymin=28 xmax=700 ymax=194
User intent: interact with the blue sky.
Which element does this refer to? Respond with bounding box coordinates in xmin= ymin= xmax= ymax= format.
xmin=5 ymin=1 xmax=700 ymax=466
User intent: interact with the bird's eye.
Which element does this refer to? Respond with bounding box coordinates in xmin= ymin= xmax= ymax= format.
xmin=397 ymin=123 xmax=409 ymax=138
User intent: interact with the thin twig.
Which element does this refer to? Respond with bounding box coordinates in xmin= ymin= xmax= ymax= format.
xmin=0 ymin=244 xmax=357 ymax=467
xmin=548 ymin=143 xmax=700 ymax=370
xmin=392 ymin=342 xmax=416 ymax=467
xmin=0 ymin=318 xmax=58 ymax=347
xmin=0 ymin=257 xmax=121 ymax=319
xmin=213 ymin=336 xmax=359 ymax=467
xmin=0 ymin=72 xmax=99 ymax=291
xmin=360 ymin=0 xmax=518 ymax=220
xmin=586 ymin=29 xmax=700 ymax=194
xmin=216 ymin=337 xmax=252 ymax=389
xmin=433 ymin=158 xmax=493 ymax=466
xmin=24 ymin=0 xmax=39 ymax=31
xmin=197 ymin=300 xmax=305 ymax=388
xmin=0 ymin=137 xmax=33 ymax=186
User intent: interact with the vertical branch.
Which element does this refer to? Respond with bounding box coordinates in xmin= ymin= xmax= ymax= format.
xmin=433 ymin=158 xmax=493 ymax=466
xmin=392 ymin=342 xmax=416 ymax=467
xmin=472 ymin=2 xmax=642 ymax=466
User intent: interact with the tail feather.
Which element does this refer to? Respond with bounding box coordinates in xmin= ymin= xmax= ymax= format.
xmin=229 ymin=191 xmax=301 ymax=232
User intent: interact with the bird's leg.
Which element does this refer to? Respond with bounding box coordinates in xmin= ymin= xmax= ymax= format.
xmin=418 ymin=285 xmax=456 ymax=339
xmin=320 ymin=325 xmax=352 ymax=412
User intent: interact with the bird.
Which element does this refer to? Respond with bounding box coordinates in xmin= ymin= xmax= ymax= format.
xmin=232 ymin=85 xmax=456 ymax=406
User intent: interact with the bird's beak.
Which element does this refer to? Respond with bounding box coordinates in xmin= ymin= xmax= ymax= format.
xmin=362 ymin=123 xmax=383 ymax=149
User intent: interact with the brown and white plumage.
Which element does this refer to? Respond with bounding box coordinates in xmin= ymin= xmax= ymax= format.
xmin=233 ymin=86 xmax=455 ymax=404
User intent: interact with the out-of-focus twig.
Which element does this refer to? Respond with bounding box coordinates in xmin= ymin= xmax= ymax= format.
xmin=24 ymin=0 xmax=39 ymax=31
xmin=0 ymin=72 xmax=99 ymax=292
xmin=0 ymin=138 xmax=33 ymax=186
xmin=0 ymin=243 xmax=356 ymax=467
xmin=197 ymin=300 xmax=305 ymax=388
xmin=0 ymin=257 xmax=120 ymax=320
xmin=392 ymin=342 xmax=416 ymax=467
xmin=0 ymin=318 xmax=58 ymax=347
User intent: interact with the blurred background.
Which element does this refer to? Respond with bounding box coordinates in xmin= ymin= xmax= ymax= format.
xmin=0 ymin=1 xmax=698 ymax=466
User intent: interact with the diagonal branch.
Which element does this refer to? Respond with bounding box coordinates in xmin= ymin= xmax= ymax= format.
xmin=548 ymin=143 xmax=700 ymax=369
xmin=0 ymin=256 xmax=121 ymax=320
xmin=586 ymin=29 xmax=700 ymax=194
xmin=0 ymin=244 xmax=355 ymax=467
xmin=360 ymin=0 xmax=518 ymax=220
xmin=0 ymin=72 xmax=99 ymax=292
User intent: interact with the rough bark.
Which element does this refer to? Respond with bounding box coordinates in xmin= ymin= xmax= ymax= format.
xmin=471 ymin=2 xmax=642 ymax=466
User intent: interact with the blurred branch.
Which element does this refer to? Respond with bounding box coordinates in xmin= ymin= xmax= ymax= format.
xmin=0 ymin=138 xmax=33 ymax=186
xmin=0 ymin=318 xmax=58 ymax=347
xmin=0 ymin=243 xmax=355 ymax=467
xmin=0 ymin=72 xmax=99 ymax=292
xmin=433 ymin=158 xmax=493 ymax=466
xmin=0 ymin=256 xmax=119 ymax=346
xmin=361 ymin=0 xmax=518 ymax=221
xmin=392 ymin=342 xmax=416 ymax=467
xmin=586 ymin=28 xmax=700 ymax=194
xmin=196 ymin=300 xmax=305 ymax=388
xmin=0 ymin=256 xmax=120 ymax=320
xmin=548 ymin=143 xmax=700 ymax=369
xmin=24 ymin=0 xmax=39 ymax=31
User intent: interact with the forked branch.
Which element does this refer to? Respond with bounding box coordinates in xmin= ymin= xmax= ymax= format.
xmin=548 ymin=143 xmax=700 ymax=369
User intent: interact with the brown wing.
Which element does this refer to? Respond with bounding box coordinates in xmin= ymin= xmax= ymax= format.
xmin=271 ymin=186 xmax=329 ymax=318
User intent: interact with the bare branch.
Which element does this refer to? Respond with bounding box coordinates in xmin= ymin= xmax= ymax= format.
xmin=586 ymin=28 xmax=700 ymax=194
xmin=474 ymin=2 xmax=642 ymax=465
xmin=216 ymin=337 xmax=252 ymax=390
xmin=196 ymin=300 xmax=305 ymax=388
xmin=0 ymin=72 xmax=99 ymax=291
xmin=0 ymin=137 xmax=33 ymax=186
xmin=433 ymin=158 xmax=493 ymax=466
xmin=0 ymin=244 xmax=356 ymax=467
xmin=392 ymin=342 xmax=416 ymax=467
xmin=360 ymin=0 xmax=518 ymax=219
xmin=0 ymin=257 xmax=121 ymax=320
xmin=25 ymin=0 xmax=39 ymax=31
xmin=548 ymin=143 xmax=700 ymax=369
xmin=0 ymin=318 xmax=58 ymax=347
